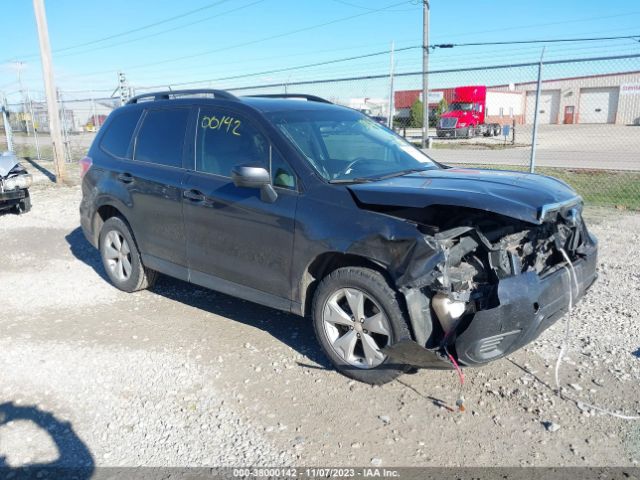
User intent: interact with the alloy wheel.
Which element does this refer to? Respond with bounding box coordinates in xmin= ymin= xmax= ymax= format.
xmin=103 ymin=230 xmax=132 ymax=282
xmin=322 ymin=288 xmax=391 ymax=369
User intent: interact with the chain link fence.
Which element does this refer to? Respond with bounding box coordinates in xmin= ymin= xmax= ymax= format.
xmin=2 ymin=54 xmax=639 ymax=208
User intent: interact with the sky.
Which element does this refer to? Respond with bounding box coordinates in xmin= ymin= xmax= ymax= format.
xmin=1 ymin=0 xmax=639 ymax=102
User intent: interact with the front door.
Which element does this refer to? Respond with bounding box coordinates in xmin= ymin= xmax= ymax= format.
xmin=182 ymin=106 xmax=298 ymax=305
xmin=564 ymin=105 xmax=575 ymax=124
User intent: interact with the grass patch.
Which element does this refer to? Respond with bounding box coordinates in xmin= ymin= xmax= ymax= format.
xmin=455 ymin=163 xmax=640 ymax=210
xmin=14 ymin=143 xmax=54 ymax=161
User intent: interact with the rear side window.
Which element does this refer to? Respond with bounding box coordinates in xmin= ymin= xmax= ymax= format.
xmin=134 ymin=108 xmax=189 ymax=168
xmin=100 ymin=109 xmax=142 ymax=158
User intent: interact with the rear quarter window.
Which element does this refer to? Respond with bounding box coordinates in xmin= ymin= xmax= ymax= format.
xmin=134 ymin=108 xmax=189 ymax=168
xmin=99 ymin=109 xmax=142 ymax=158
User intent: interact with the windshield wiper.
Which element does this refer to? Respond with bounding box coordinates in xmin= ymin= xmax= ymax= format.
xmin=363 ymin=167 xmax=431 ymax=182
xmin=329 ymin=167 xmax=431 ymax=184
xmin=328 ymin=177 xmax=375 ymax=184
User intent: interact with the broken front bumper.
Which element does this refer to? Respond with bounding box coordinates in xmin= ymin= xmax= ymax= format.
xmin=386 ymin=236 xmax=598 ymax=369
xmin=0 ymin=188 xmax=27 ymax=211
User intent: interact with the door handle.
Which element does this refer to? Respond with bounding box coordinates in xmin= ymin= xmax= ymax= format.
xmin=117 ymin=172 xmax=134 ymax=184
xmin=183 ymin=189 xmax=206 ymax=202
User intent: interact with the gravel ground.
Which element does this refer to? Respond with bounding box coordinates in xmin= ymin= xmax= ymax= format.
xmin=0 ymin=183 xmax=639 ymax=469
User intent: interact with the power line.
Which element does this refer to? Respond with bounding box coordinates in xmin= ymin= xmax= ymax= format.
xmin=145 ymin=41 xmax=639 ymax=92
xmin=219 ymin=52 xmax=640 ymax=93
xmin=430 ymin=11 xmax=640 ymax=42
xmin=142 ymin=45 xmax=420 ymax=89
xmin=431 ymin=34 xmax=640 ymax=50
xmin=57 ymin=38 xmax=420 ymax=83
xmin=329 ymin=0 xmax=417 ymax=12
xmin=3 ymin=0 xmax=237 ymax=63
xmin=51 ymin=0 xmax=268 ymax=60
xmin=59 ymin=0 xmax=409 ymax=79
xmin=155 ymin=36 xmax=638 ymax=89
xmin=56 ymin=36 xmax=640 ymax=92
xmin=427 ymin=39 xmax=640 ymax=65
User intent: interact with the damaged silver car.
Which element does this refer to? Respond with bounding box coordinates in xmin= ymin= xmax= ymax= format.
xmin=0 ymin=152 xmax=32 ymax=214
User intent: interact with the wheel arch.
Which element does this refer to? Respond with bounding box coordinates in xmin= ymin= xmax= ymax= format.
xmin=298 ymin=251 xmax=396 ymax=318
xmin=92 ymin=200 xmax=132 ymax=246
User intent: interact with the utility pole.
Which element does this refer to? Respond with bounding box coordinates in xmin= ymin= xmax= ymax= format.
xmin=387 ymin=41 xmax=395 ymax=130
xmin=2 ymin=94 xmax=14 ymax=152
xmin=529 ymin=47 xmax=545 ymax=174
xmin=26 ymin=88 xmax=42 ymax=161
xmin=32 ymin=0 xmax=66 ymax=183
xmin=421 ymin=0 xmax=430 ymax=149
xmin=118 ymin=72 xmax=130 ymax=105
xmin=15 ymin=61 xmax=31 ymax=134
xmin=58 ymin=88 xmax=71 ymax=163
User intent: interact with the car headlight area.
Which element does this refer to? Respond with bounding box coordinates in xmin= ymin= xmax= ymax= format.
xmin=1 ymin=173 xmax=33 ymax=191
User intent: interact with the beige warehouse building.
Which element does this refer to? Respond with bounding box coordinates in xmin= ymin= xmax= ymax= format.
xmin=494 ymin=70 xmax=640 ymax=125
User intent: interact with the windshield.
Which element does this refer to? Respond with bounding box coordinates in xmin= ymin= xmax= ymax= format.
xmin=449 ymin=102 xmax=474 ymax=111
xmin=267 ymin=108 xmax=437 ymax=182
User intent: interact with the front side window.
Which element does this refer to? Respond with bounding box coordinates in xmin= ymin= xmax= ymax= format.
xmin=196 ymin=109 xmax=269 ymax=177
xmin=100 ymin=108 xmax=142 ymax=158
xmin=267 ymin=109 xmax=436 ymax=182
xmin=271 ymin=148 xmax=296 ymax=190
xmin=134 ymin=108 xmax=189 ymax=167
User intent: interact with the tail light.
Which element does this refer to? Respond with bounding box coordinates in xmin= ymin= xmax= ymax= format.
xmin=79 ymin=156 xmax=93 ymax=179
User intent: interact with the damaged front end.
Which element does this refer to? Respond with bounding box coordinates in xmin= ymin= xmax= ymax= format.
xmin=380 ymin=200 xmax=598 ymax=369
xmin=0 ymin=152 xmax=32 ymax=213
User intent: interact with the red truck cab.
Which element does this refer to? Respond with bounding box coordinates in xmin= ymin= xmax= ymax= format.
xmin=437 ymin=86 xmax=501 ymax=138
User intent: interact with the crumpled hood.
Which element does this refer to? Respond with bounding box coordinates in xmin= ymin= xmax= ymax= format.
xmin=0 ymin=152 xmax=20 ymax=177
xmin=347 ymin=167 xmax=581 ymax=224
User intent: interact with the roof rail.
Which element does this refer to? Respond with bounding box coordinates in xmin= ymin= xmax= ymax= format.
xmin=127 ymin=89 xmax=238 ymax=104
xmin=245 ymin=93 xmax=332 ymax=104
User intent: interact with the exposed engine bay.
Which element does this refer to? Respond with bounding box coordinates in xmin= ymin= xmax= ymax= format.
xmin=429 ymin=205 xmax=589 ymax=323
xmin=372 ymin=202 xmax=598 ymax=368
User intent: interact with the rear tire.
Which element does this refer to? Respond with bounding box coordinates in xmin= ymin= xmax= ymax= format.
xmin=99 ymin=216 xmax=158 ymax=292
xmin=312 ymin=267 xmax=411 ymax=385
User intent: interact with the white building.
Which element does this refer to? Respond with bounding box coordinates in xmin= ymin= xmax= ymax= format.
xmin=493 ymin=70 xmax=640 ymax=125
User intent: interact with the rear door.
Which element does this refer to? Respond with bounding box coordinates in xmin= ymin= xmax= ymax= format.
xmin=182 ymin=106 xmax=298 ymax=304
xmin=126 ymin=106 xmax=190 ymax=270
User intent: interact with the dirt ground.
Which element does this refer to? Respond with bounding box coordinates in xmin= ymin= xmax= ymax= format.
xmin=0 ymin=183 xmax=639 ymax=469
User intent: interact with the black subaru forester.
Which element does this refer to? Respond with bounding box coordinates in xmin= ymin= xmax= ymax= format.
xmin=80 ymin=90 xmax=598 ymax=385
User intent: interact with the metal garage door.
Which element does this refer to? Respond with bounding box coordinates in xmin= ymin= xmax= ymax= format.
xmin=526 ymin=90 xmax=560 ymax=124
xmin=578 ymin=87 xmax=619 ymax=124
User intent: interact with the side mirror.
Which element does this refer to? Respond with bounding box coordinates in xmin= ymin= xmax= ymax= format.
xmin=231 ymin=165 xmax=270 ymax=188
xmin=231 ymin=164 xmax=277 ymax=203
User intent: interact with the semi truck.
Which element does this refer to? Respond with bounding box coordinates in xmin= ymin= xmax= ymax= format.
xmin=436 ymin=86 xmax=521 ymax=138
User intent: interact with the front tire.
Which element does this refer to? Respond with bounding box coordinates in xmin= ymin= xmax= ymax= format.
xmin=14 ymin=191 xmax=31 ymax=214
xmin=465 ymin=126 xmax=474 ymax=138
xmin=99 ymin=216 xmax=158 ymax=292
xmin=312 ymin=267 xmax=411 ymax=385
